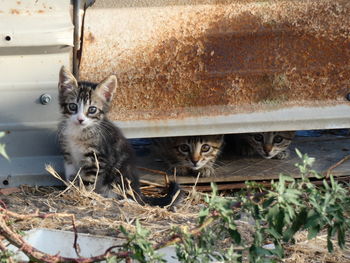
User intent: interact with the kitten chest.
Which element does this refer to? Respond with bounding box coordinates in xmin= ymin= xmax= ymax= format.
xmin=64 ymin=125 xmax=91 ymax=168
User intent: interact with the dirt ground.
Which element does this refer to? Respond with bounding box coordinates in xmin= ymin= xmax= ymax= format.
xmin=1 ymin=132 xmax=350 ymax=262
xmin=0 ymin=183 xmax=349 ymax=263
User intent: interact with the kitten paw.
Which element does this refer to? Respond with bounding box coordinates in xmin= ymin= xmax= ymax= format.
xmin=274 ymin=150 xmax=290 ymax=160
xmin=173 ymin=166 xmax=191 ymax=176
xmin=198 ymin=166 xmax=215 ymax=177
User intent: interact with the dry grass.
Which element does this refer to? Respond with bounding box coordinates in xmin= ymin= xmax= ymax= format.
xmin=2 ymin=165 xmax=200 ymax=243
xmin=284 ymin=231 xmax=350 ymax=263
xmin=1 ymin=166 xmax=349 ymax=262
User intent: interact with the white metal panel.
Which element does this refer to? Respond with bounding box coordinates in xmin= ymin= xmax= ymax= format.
xmin=0 ymin=0 xmax=73 ymax=187
xmin=116 ymin=105 xmax=350 ymax=138
xmin=0 ymin=0 xmax=73 ymax=47
xmin=0 ymin=47 xmax=71 ymax=128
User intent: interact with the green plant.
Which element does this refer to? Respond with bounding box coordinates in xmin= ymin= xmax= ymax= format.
xmin=118 ymin=220 xmax=166 ymax=263
xmin=174 ymin=149 xmax=349 ymax=263
xmin=0 ymin=132 xmax=9 ymax=160
xmin=239 ymin=149 xmax=350 ymax=262
xmin=1 ymin=150 xmax=348 ymax=263
xmin=0 ymin=250 xmax=14 ymax=263
xmin=174 ymin=187 xmax=241 ymax=262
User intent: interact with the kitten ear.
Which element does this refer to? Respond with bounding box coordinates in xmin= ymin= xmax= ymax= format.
xmin=96 ymin=75 xmax=117 ymax=103
xmin=212 ymin=134 xmax=224 ymax=142
xmin=58 ymin=66 xmax=78 ymax=93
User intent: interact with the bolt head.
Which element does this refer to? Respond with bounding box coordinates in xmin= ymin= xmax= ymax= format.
xmin=40 ymin=94 xmax=52 ymax=105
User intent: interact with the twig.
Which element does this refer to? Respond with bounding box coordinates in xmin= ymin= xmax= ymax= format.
xmin=91 ymin=151 xmax=100 ymax=192
xmin=0 ymin=207 xmax=73 ymax=221
xmin=139 ymin=179 xmax=163 ymax=188
xmin=137 ymin=167 xmax=168 ymax=177
xmin=0 ymin=199 xmax=8 ymax=209
xmin=173 ymin=167 xmax=177 ymax=183
xmin=71 ymin=215 xmax=81 ymax=258
xmin=153 ymin=216 xmax=214 ymax=250
xmin=45 ymin=165 xmax=81 ymax=195
xmin=164 ymin=172 xmax=169 ymax=186
xmin=117 ymin=169 xmax=128 ymax=201
xmin=325 ymin=155 xmax=350 ymax=178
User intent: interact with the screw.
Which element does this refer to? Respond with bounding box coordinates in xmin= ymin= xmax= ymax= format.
xmin=40 ymin=94 xmax=52 ymax=105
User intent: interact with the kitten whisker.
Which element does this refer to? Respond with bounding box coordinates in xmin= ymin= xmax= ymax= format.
xmin=58 ymin=67 xmax=181 ymax=208
xmin=153 ymin=135 xmax=224 ymax=178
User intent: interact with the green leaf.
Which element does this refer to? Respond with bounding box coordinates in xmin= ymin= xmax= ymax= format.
xmin=337 ymin=224 xmax=346 ymax=249
xmin=272 ymin=243 xmax=284 ymax=258
xmin=307 ymin=225 xmax=320 ymax=240
xmin=228 ymin=229 xmax=241 ymax=245
xmin=266 ymin=228 xmax=282 ymax=240
xmin=263 ymin=197 xmax=275 ymax=209
xmin=198 ymin=208 xmax=209 ymax=218
xmin=283 ymin=209 xmax=307 ymax=242
xmin=295 ymin=148 xmax=303 ymax=158
xmin=304 ymin=211 xmax=320 ymax=229
xmin=327 ymin=228 xmax=334 ymax=252
xmin=253 ymin=246 xmax=273 ymax=257
xmin=0 ymin=144 xmax=9 ymax=160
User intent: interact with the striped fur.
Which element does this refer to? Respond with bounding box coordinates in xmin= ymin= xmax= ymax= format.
xmin=227 ymin=131 xmax=295 ymax=159
xmin=57 ymin=66 xmax=182 ymax=207
xmin=154 ymin=135 xmax=224 ymax=177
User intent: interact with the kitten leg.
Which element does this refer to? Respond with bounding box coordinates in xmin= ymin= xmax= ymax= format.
xmin=64 ymin=161 xmax=77 ymax=182
xmin=79 ymin=151 xmax=110 ymax=186
xmin=94 ymin=178 xmax=118 ymax=198
xmin=173 ymin=166 xmax=192 ymax=176
xmin=274 ymin=149 xmax=290 ymax=160
xmin=198 ymin=166 xmax=215 ymax=177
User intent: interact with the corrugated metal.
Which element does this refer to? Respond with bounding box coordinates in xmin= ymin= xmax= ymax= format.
xmin=79 ymin=0 xmax=350 ymax=137
xmin=0 ymin=0 xmax=73 ymax=187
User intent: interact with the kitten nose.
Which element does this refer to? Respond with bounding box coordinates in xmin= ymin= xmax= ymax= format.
xmin=263 ymin=144 xmax=272 ymax=154
xmin=78 ymin=118 xmax=84 ymax=124
xmin=191 ymin=159 xmax=199 ymax=166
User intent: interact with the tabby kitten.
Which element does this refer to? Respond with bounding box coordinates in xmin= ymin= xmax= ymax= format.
xmin=154 ymin=135 xmax=224 ymax=177
xmin=227 ymin=132 xmax=295 ymax=160
xmin=57 ymin=66 xmax=181 ymax=207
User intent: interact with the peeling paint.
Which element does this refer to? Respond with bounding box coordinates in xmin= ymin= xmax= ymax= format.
xmin=10 ymin=9 xmax=20 ymax=14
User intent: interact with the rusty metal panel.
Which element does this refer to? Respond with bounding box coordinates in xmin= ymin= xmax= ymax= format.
xmin=80 ymin=0 xmax=350 ymax=137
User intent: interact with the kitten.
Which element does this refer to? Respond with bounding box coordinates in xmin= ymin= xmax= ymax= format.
xmin=57 ymin=66 xmax=181 ymax=207
xmin=153 ymin=135 xmax=224 ymax=177
xmin=226 ymin=131 xmax=295 ymax=160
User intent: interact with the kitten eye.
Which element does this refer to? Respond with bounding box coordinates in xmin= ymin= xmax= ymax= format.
xmin=254 ymin=134 xmax=263 ymax=142
xmin=178 ymin=144 xmax=190 ymax=153
xmin=273 ymin=136 xmax=283 ymax=143
xmin=201 ymin=144 xmax=211 ymax=152
xmin=88 ymin=106 xmax=97 ymax=114
xmin=68 ymin=103 xmax=77 ymax=112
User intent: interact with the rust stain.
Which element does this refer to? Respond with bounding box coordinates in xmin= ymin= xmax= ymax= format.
xmin=85 ymin=32 xmax=95 ymax=43
xmin=37 ymin=9 xmax=45 ymax=13
xmin=16 ymin=1 xmax=21 ymax=5
xmin=10 ymin=9 xmax=20 ymax=14
xmin=80 ymin=0 xmax=350 ymax=121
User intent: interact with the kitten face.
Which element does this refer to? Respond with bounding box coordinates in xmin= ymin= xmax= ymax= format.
xmin=58 ymin=66 xmax=117 ymax=129
xmin=245 ymin=131 xmax=295 ymax=159
xmin=160 ymin=135 xmax=224 ymax=174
